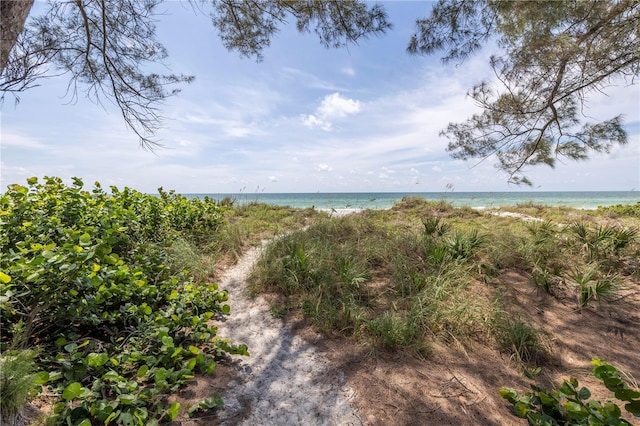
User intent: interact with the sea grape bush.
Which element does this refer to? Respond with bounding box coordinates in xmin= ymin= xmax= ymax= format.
xmin=0 ymin=177 xmax=247 ymax=425
xmin=500 ymin=359 xmax=640 ymax=425
xmin=597 ymin=202 xmax=640 ymax=217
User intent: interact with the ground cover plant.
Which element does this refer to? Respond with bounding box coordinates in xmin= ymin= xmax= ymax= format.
xmin=0 ymin=177 xmax=248 ymax=425
xmin=500 ymin=359 xmax=640 ymax=425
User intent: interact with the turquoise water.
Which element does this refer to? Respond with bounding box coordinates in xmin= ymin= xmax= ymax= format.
xmin=186 ymin=191 xmax=639 ymax=210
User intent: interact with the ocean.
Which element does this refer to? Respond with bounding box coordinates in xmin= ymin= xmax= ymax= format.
xmin=185 ymin=191 xmax=639 ymax=210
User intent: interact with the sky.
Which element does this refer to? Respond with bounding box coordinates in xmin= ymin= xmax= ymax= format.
xmin=1 ymin=1 xmax=639 ymax=194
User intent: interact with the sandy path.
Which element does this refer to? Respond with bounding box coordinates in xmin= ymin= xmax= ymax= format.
xmin=212 ymin=244 xmax=363 ymax=425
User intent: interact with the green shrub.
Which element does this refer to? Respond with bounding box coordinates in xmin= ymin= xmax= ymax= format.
xmin=0 ymin=177 xmax=246 ymax=425
xmin=597 ymin=202 xmax=640 ymax=217
xmin=500 ymin=359 xmax=640 ymax=425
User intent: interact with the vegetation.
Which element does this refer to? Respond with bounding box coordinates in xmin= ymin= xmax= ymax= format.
xmin=0 ymin=177 xmax=248 ymax=425
xmin=2 ymin=183 xmax=639 ymax=424
xmin=250 ymin=196 xmax=638 ymax=358
xmin=500 ymin=359 xmax=640 ymax=425
xmin=598 ymin=202 xmax=640 ymax=218
xmin=0 ymin=348 xmax=40 ymax=425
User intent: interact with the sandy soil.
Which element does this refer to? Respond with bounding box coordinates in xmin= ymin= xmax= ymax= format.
xmin=173 ymin=223 xmax=640 ymax=426
xmin=175 ymin=244 xmax=363 ymax=425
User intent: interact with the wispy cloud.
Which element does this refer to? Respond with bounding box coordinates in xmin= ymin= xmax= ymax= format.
xmin=0 ymin=131 xmax=48 ymax=150
xmin=341 ymin=67 xmax=356 ymax=77
xmin=282 ymin=67 xmax=348 ymax=91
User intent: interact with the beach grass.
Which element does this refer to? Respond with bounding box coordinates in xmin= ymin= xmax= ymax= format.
xmin=242 ymin=197 xmax=640 ymax=361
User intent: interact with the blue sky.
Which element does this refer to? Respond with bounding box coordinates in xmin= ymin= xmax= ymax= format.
xmin=1 ymin=1 xmax=639 ymax=194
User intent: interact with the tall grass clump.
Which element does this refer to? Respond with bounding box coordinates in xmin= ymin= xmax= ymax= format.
xmin=251 ymin=218 xmax=374 ymax=334
xmin=493 ymin=314 xmax=548 ymax=366
xmin=251 ymin=212 xmax=496 ymax=354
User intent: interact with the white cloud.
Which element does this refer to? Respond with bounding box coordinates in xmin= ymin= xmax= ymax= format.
xmin=301 ymin=114 xmax=332 ymax=131
xmin=317 ymin=164 xmax=333 ymax=172
xmin=317 ymin=93 xmax=361 ymax=118
xmin=301 ymin=93 xmax=361 ymax=131
xmin=268 ymin=176 xmax=278 ymax=182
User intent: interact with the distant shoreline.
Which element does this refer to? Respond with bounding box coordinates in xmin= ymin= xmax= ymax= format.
xmin=187 ymin=191 xmax=639 ymax=210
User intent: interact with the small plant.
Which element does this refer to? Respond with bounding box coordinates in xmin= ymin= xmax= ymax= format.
xmin=448 ymin=229 xmax=484 ymax=260
xmin=530 ymin=266 xmax=555 ymax=294
xmin=269 ymin=303 xmax=288 ymax=319
xmin=500 ymin=359 xmax=640 ymax=425
xmin=0 ymin=349 xmax=40 ymax=426
xmin=422 ymin=217 xmax=450 ymax=237
xmin=0 ymin=177 xmax=248 ymax=425
xmin=598 ymin=202 xmax=640 ymax=217
xmin=494 ymin=315 xmax=547 ymax=365
xmin=187 ymin=395 xmax=224 ymax=417
xmin=571 ymin=266 xmax=619 ymax=309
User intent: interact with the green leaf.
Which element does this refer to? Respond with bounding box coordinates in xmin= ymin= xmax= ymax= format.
xmin=513 ymin=401 xmax=530 ymax=418
xmin=25 ymin=272 xmax=40 ymax=282
xmin=624 ymin=400 xmax=640 ymax=415
xmin=77 ymin=420 xmax=92 ymax=426
xmin=499 ymin=388 xmax=518 ymax=404
xmin=104 ymin=411 xmax=118 ymax=424
xmin=577 ymin=387 xmax=591 ymax=400
xmin=564 ymin=401 xmax=589 ymax=419
xmin=222 ymin=304 xmax=231 ymax=315
xmin=34 ymin=371 xmax=50 ymax=385
xmin=601 ymin=402 xmax=622 ymax=419
xmin=166 ymin=402 xmax=180 ymax=420
xmin=62 ymin=382 xmax=84 ymax=401
xmin=539 ymin=391 xmax=558 ymax=406
xmin=524 ymin=367 xmax=541 ymax=380
xmin=137 ymin=365 xmax=149 ymax=378
xmin=559 ymin=380 xmax=577 ymax=397
xmin=0 ymin=271 xmax=11 ymax=283
xmin=615 ymin=388 xmax=640 ymax=401
xmin=602 ymin=376 xmax=625 ymax=392
xmin=186 ymin=358 xmax=197 ymax=371
xmin=155 ymin=368 xmax=168 ymax=382
xmin=86 ymin=352 xmax=109 ymax=367
xmin=64 ymin=342 xmax=78 ymax=353
xmin=48 ymin=371 xmax=63 ymax=382
xmin=118 ymin=394 xmax=136 ymax=406
xmin=79 ymin=233 xmax=92 ymax=245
